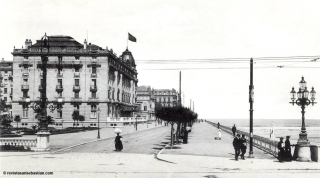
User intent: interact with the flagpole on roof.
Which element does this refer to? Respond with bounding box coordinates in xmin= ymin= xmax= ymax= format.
xmin=127 ymin=32 xmax=128 ymax=50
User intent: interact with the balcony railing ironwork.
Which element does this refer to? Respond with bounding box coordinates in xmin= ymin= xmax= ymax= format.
xmin=73 ymin=85 xmax=81 ymax=92
xmin=90 ymin=85 xmax=97 ymax=92
xmin=56 ymin=85 xmax=63 ymax=92
xmin=21 ymin=85 xmax=29 ymax=91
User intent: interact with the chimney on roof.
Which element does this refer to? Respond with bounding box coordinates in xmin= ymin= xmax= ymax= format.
xmin=84 ymin=39 xmax=87 ymax=50
xmin=25 ymin=39 xmax=32 ymax=49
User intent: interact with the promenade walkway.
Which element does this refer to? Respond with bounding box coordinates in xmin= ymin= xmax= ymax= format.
xmin=157 ymin=122 xmax=320 ymax=177
xmin=161 ymin=121 xmax=272 ymax=159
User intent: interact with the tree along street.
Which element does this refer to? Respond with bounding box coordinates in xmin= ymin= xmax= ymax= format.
xmin=63 ymin=126 xmax=172 ymax=154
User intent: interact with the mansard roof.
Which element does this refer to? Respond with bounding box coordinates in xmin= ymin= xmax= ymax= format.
xmin=137 ymin=85 xmax=151 ymax=91
xmin=32 ymin=36 xmax=83 ymax=48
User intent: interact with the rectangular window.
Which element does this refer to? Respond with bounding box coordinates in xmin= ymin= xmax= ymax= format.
xmin=4 ymin=88 xmax=7 ymax=94
xmin=75 ymin=79 xmax=79 ymax=86
xmin=75 ymin=92 xmax=79 ymax=98
xmin=92 ymin=79 xmax=96 ymax=86
xmin=58 ymin=79 xmax=62 ymax=86
xmin=57 ymin=111 xmax=62 ymax=118
xmin=58 ymin=92 xmax=62 ymax=97
xmin=92 ymin=67 xmax=96 ymax=74
xmin=91 ymin=92 xmax=96 ymax=98
xmin=75 ymin=68 xmax=79 ymax=72
xmin=4 ymin=97 xmax=7 ymax=101
xmin=23 ymin=109 xmax=28 ymax=118
xmin=23 ymin=91 xmax=28 ymax=98
xmin=144 ymin=106 xmax=147 ymax=111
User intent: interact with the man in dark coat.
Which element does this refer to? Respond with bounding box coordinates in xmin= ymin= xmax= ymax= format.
xmin=217 ymin=122 xmax=220 ymax=129
xmin=233 ymin=134 xmax=241 ymax=161
xmin=232 ymin=124 xmax=237 ymax=136
xmin=240 ymin=134 xmax=247 ymax=160
xmin=277 ymin=137 xmax=285 ymax=162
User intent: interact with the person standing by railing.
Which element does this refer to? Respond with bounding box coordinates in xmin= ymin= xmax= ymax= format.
xmin=232 ymin=124 xmax=237 ymax=136
xmin=277 ymin=137 xmax=285 ymax=162
xmin=285 ymin=136 xmax=292 ymax=161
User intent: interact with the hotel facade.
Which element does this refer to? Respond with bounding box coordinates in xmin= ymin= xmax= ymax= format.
xmin=11 ymin=36 xmax=141 ymax=128
xmin=0 ymin=59 xmax=13 ymax=115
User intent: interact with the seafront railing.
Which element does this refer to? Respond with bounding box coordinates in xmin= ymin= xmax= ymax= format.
xmin=0 ymin=138 xmax=37 ymax=150
xmin=207 ymin=121 xmax=282 ymax=157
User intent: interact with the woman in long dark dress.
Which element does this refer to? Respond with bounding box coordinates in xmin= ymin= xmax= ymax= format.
xmin=285 ymin=136 xmax=292 ymax=161
xmin=277 ymin=137 xmax=285 ymax=162
xmin=114 ymin=133 xmax=123 ymax=151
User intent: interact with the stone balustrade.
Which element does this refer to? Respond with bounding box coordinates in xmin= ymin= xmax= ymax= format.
xmin=0 ymin=138 xmax=37 ymax=150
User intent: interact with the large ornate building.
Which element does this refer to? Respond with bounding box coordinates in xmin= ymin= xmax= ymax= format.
xmin=153 ymin=88 xmax=179 ymax=107
xmin=0 ymin=59 xmax=13 ymax=115
xmin=136 ymin=86 xmax=155 ymax=122
xmin=11 ymin=35 xmax=140 ymax=128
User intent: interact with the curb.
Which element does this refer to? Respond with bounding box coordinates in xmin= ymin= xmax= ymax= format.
xmin=154 ymin=143 xmax=177 ymax=164
xmin=52 ymin=125 xmax=165 ymax=154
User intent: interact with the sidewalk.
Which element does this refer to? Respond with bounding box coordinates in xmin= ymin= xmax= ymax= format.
xmin=157 ymin=122 xmax=320 ymax=171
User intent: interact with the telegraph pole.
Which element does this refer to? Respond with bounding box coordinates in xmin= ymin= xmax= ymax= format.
xmin=248 ymin=58 xmax=254 ymax=158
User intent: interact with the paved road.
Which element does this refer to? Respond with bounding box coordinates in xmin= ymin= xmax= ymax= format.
xmin=22 ymin=123 xmax=164 ymax=152
xmin=64 ymin=126 xmax=172 ymax=154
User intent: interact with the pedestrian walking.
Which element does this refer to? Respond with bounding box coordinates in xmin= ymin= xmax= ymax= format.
xmin=114 ymin=133 xmax=123 ymax=151
xmin=277 ymin=137 xmax=285 ymax=162
xmin=285 ymin=136 xmax=292 ymax=161
xmin=232 ymin=124 xmax=237 ymax=136
xmin=240 ymin=134 xmax=247 ymax=160
xmin=233 ymin=134 xmax=241 ymax=161
xmin=217 ymin=122 xmax=220 ymax=129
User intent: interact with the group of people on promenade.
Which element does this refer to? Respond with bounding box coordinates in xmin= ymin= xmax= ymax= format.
xmin=233 ymin=133 xmax=247 ymax=160
xmin=227 ymin=124 xmax=247 ymax=160
xmin=277 ymin=136 xmax=292 ymax=162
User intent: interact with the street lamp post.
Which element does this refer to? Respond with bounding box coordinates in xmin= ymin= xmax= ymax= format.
xmin=290 ymin=76 xmax=316 ymax=143
xmin=248 ymin=58 xmax=254 ymax=158
xmin=97 ymin=107 xmax=101 ymax=139
xmin=289 ymin=76 xmax=316 ymax=161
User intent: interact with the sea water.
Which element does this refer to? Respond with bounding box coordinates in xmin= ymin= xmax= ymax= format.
xmin=209 ymin=119 xmax=320 ymax=146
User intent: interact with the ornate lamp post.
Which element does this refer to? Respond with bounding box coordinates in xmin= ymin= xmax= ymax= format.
xmin=290 ymin=76 xmax=316 ymax=143
xmin=97 ymin=107 xmax=101 ymax=139
xmin=289 ymin=76 xmax=316 ymax=161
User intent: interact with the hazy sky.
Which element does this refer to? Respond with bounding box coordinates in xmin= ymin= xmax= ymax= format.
xmin=1 ymin=0 xmax=320 ymax=120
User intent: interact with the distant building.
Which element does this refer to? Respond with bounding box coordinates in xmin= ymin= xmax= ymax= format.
xmin=153 ymin=88 xmax=179 ymax=107
xmin=136 ymin=86 xmax=155 ymax=122
xmin=11 ymin=36 xmax=140 ymax=128
xmin=0 ymin=58 xmax=13 ymax=115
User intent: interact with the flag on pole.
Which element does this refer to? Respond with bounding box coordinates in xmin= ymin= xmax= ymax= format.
xmin=128 ymin=33 xmax=137 ymax=42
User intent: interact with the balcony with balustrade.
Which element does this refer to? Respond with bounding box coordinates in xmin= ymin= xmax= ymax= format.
xmin=56 ymin=85 xmax=63 ymax=92
xmin=73 ymin=85 xmax=81 ymax=92
xmin=90 ymin=85 xmax=97 ymax=92
xmin=71 ymin=97 xmax=82 ymax=103
xmin=21 ymin=85 xmax=29 ymax=91
xmin=74 ymin=72 xmax=80 ymax=78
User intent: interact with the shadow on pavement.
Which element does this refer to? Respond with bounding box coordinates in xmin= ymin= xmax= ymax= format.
xmin=152 ymin=147 xmax=163 ymax=150
xmin=204 ymin=175 xmax=218 ymax=178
